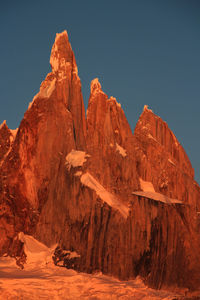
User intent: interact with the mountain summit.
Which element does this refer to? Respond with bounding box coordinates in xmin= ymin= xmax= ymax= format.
xmin=0 ymin=31 xmax=200 ymax=291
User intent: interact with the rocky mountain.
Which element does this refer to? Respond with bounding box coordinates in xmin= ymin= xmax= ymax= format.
xmin=0 ymin=30 xmax=200 ymax=292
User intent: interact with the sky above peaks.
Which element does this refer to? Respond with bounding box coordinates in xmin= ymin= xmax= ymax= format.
xmin=0 ymin=0 xmax=200 ymax=182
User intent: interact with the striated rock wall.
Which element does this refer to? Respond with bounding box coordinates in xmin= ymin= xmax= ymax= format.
xmin=86 ymin=78 xmax=139 ymax=204
xmin=133 ymin=105 xmax=199 ymax=208
xmin=37 ymin=167 xmax=200 ymax=290
xmin=0 ymin=31 xmax=83 ymax=254
xmin=0 ymin=31 xmax=200 ymax=291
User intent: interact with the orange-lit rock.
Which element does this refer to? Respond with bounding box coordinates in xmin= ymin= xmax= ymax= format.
xmin=0 ymin=121 xmax=17 ymax=163
xmin=132 ymin=105 xmax=200 ymax=289
xmin=133 ymin=105 xmax=200 ymax=208
xmin=0 ymin=31 xmax=85 ymax=255
xmin=0 ymin=31 xmax=200 ymax=292
xmin=86 ymin=78 xmax=139 ymax=201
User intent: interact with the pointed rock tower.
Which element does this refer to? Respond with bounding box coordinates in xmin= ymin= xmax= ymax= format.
xmin=0 ymin=31 xmax=200 ymax=291
xmin=0 ymin=31 xmax=87 ymax=253
xmin=133 ymin=105 xmax=200 ymax=208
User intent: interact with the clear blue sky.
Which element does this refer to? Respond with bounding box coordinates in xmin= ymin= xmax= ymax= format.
xmin=1 ymin=0 xmax=200 ymax=182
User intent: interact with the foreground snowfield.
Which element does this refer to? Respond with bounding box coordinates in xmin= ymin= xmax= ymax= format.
xmin=0 ymin=234 xmax=179 ymax=300
xmin=0 ymin=263 xmax=178 ymax=300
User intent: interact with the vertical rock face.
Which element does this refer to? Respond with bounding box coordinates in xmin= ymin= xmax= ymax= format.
xmin=0 ymin=121 xmax=21 ymax=256
xmin=49 ymin=31 xmax=86 ymax=149
xmin=133 ymin=105 xmax=200 ymax=208
xmin=87 ymin=78 xmax=133 ymax=150
xmin=132 ymin=105 xmax=200 ymax=289
xmin=0 ymin=31 xmax=200 ymax=291
xmin=0 ymin=31 xmax=85 ymax=253
xmin=86 ymin=78 xmax=139 ymax=201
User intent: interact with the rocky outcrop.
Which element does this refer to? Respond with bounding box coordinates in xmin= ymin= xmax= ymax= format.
xmin=0 ymin=31 xmax=200 ymax=292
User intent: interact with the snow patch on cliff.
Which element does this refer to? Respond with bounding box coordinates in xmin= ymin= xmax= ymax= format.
xmin=116 ymin=143 xmax=127 ymax=157
xmin=132 ymin=191 xmax=182 ymax=204
xmin=139 ymin=178 xmax=155 ymax=192
xmin=81 ymin=172 xmax=129 ymax=218
xmin=28 ymin=78 xmax=56 ymax=110
xmin=168 ymin=158 xmax=176 ymax=166
xmin=65 ymin=150 xmax=90 ymax=170
xmin=148 ymin=133 xmax=157 ymax=142
xmin=18 ymin=232 xmax=56 ymax=269
xmin=40 ymin=78 xmax=56 ymax=99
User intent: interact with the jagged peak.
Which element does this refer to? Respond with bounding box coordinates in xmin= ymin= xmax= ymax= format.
xmin=50 ymin=30 xmax=78 ymax=76
xmin=135 ymin=103 xmax=194 ymax=178
xmin=139 ymin=105 xmax=160 ymax=122
xmin=0 ymin=120 xmax=7 ymax=130
xmin=54 ymin=30 xmax=69 ymax=44
xmin=143 ymin=105 xmax=153 ymax=113
xmin=109 ymin=96 xmax=117 ymax=101
xmin=27 ymin=30 xmax=81 ymax=110
xmin=108 ymin=96 xmax=121 ymax=108
xmin=89 ymin=80 xmax=122 ymax=110
xmin=90 ymin=78 xmax=102 ymax=94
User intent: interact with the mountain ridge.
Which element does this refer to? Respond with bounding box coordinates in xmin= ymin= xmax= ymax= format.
xmin=0 ymin=31 xmax=200 ymax=292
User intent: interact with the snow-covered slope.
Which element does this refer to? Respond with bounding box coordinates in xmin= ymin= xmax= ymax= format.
xmin=0 ymin=234 xmax=180 ymax=300
xmin=18 ymin=232 xmax=57 ymax=269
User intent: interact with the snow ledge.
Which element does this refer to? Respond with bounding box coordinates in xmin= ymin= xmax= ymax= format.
xmin=65 ymin=150 xmax=90 ymax=170
xmin=81 ymin=172 xmax=129 ymax=218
